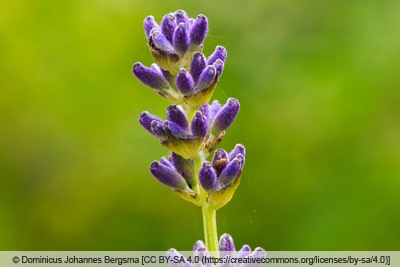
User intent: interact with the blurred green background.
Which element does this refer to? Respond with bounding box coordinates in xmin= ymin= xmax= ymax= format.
xmin=1 ymin=0 xmax=399 ymax=251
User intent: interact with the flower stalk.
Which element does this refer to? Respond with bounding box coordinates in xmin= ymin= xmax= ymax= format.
xmin=202 ymin=203 xmax=218 ymax=254
xmin=132 ymin=10 xmax=263 ymax=257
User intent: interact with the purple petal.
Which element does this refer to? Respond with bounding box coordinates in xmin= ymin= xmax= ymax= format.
xmin=160 ymin=157 xmax=175 ymax=169
xmin=237 ymin=244 xmax=252 ymax=258
xmin=209 ymin=100 xmax=221 ymax=121
xmin=151 ymin=120 xmax=167 ymax=139
xmin=191 ymin=111 xmax=209 ymax=138
xmin=190 ymin=52 xmax=207 ymax=84
xmin=169 ymin=152 xmax=194 ymax=186
xmin=189 ymin=14 xmax=208 ymax=48
xmin=235 ymin=154 xmax=245 ymax=168
xmin=176 ymin=68 xmax=195 ymax=95
xmin=210 ymin=98 xmax=240 ymax=136
xmin=150 ymin=161 xmax=187 ymax=189
xmin=174 ymin=10 xmax=189 ymax=28
xmin=161 ymin=13 xmax=176 ymax=43
xmin=199 ymin=104 xmax=210 ymax=120
xmin=149 ymin=29 xmax=174 ymax=52
xmin=193 ymin=240 xmax=206 ymax=251
xmin=217 ymin=158 xmax=241 ymax=186
xmin=165 ymin=121 xmax=188 ymax=138
xmin=166 ymin=105 xmax=189 ymax=129
xmin=212 ymin=59 xmax=224 ymax=78
xmin=240 ymin=248 xmax=266 ymax=267
xmin=193 ymin=246 xmax=213 ymax=267
xmin=207 ymin=46 xmax=227 ymax=65
xmin=199 ymin=162 xmax=217 ymax=191
xmin=132 ymin=62 xmax=169 ymax=90
xmin=219 ymin=233 xmax=236 ymax=252
xmin=173 ymin=23 xmax=190 ymax=55
xmin=229 ymin=144 xmax=246 ymax=161
xmin=144 ymin=16 xmax=159 ymax=39
xmin=166 ymin=249 xmax=191 ymax=267
xmin=138 ymin=111 xmax=163 ymax=135
xmin=196 ymin=65 xmax=216 ymax=91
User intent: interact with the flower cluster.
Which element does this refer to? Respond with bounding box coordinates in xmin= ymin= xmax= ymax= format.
xmin=149 ymin=144 xmax=245 ymax=210
xmin=133 ymin=10 xmax=227 ymax=108
xmin=167 ymin=234 xmax=266 ymax=267
xmin=132 ymin=9 xmax=264 ymax=254
xmin=139 ymin=98 xmax=239 ymax=159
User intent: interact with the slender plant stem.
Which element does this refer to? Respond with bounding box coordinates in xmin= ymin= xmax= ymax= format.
xmin=202 ymin=203 xmax=218 ymax=253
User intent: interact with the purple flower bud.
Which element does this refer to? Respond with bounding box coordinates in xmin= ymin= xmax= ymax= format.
xmin=199 ymin=162 xmax=217 ymax=191
xmin=138 ymin=111 xmax=163 ymax=135
xmin=213 ymin=59 xmax=225 ymax=78
xmin=218 ymin=158 xmax=242 ymax=186
xmin=132 ymin=62 xmax=170 ymax=90
xmin=189 ymin=14 xmax=208 ymax=48
xmin=191 ymin=111 xmax=208 ymax=138
xmin=208 ymin=46 xmax=227 ymax=65
xmin=166 ymin=249 xmax=193 ymax=267
xmin=193 ymin=240 xmax=206 ymax=251
xmin=235 ymin=154 xmax=245 ymax=167
xmin=169 ymin=152 xmax=194 ymax=186
xmin=173 ymin=23 xmax=190 ymax=55
xmin=150 ymin=161 xmax=188 ymax=189
xmin=210 ymin=98 xmax=240 ymax=136
xmin=241 ymin=248 xmax=267 ymax=267
xmin=160 ymin=156 xmax=175 ymax=169
xmin=174 ymin=10 xmax=189 ymax=28
xmin=196 ymin=65 xmax=216 ymax=91
xmin=166 ymin=105 xmax=189 ymax=130
xmin=160 ymin=13 xmax=176 ymax=43
xmin=209 ymin=100 xmax=222 ymax=121
xmin=193 ymin=246 xmax=212 ymax=267
xmin=151 ymin=120 xmax=166 ymax=139
xmin=219 ymin=233 xmax=236 ymax=252
xmin=190 ymin=52 xmax=207 ymax=83
xmin=149 ymin=29 xmax=174 ymax=52
xmin=165 ymin=121 xmax=188 ymax=138
xmin=144 ymin=16 xmax=159 ymax=39
xmin=176 ymin=69 xmax=194 ymax=95
xmin=237 ymin=245 xmax=252 ymax=258
xmin=199 ymin=104 xmax=210 ymax=120
xmin=229 ymin=144 xmax=246 ymax=161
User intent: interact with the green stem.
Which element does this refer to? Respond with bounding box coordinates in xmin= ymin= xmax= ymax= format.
xmin=202 ymin=203 xmax=218 ymax=253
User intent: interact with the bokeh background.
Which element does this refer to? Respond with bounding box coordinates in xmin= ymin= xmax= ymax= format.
xmin=1 ymin=0 xmax=399 ymax=251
